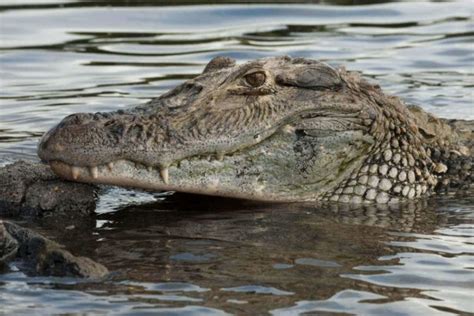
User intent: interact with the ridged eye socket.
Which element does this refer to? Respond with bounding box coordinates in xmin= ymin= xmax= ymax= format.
xmin=244 ymin=71 xmax=266 ymax=87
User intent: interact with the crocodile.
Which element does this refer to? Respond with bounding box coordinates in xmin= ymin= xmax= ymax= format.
xmin=37 ymin=56 xmax=473 ymax=203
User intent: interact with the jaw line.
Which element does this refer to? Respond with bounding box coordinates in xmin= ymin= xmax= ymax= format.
xmin=48 ymin=157 xmax=285 ymax=202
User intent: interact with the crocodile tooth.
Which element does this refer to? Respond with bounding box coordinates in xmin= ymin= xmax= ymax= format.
xmin=90 ymin=166 xmax=99 ymax=179
xmin=107 ymin=162 xmax=114 ymax=171
xmin=160 ymin=167 xmax=169 ymax=184
xmin=71 ymin=166 xmax=80 ymax=180
xmin=216 ymin=152 xmax=224 ymax=161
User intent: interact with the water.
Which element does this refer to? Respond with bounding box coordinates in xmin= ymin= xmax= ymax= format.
xmin=0 ymin=0 xmax=473 ymax=315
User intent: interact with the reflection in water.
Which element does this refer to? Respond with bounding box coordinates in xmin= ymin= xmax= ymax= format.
xmin=1 ymin=192 xmax=473 ymax=314
xmin=0 ymin=0 xmax=473 ymax=315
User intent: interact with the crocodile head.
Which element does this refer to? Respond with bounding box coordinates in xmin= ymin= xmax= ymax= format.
xmin=38 ymin=56 xmax=455 ymax=203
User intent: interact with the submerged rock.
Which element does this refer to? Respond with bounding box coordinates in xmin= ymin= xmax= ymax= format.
xmin=0 ymin=220 xmax=18 ymax=272
xmin=0 ymin=161 xmax=104 ymax=277
xmin=0 ymin=220 xmax=108 ymax=278
xmin=0 ymin=161 xmax=97 ymax=217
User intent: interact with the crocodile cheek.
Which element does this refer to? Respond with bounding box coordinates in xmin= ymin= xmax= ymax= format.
xmin=292 ymin=130 xmax=375 ymax=185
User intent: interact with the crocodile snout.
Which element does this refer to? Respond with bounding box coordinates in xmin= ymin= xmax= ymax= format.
xmin=38 ymin=113 xmax=118 ymax=167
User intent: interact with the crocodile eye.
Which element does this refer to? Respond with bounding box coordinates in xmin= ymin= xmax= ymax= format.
xmin=244 ymin=71 xmax=266 ymax=87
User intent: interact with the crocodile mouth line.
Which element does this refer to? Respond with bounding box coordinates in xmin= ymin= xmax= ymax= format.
xmin=49 ymin=152 xmax=229 ymax=188
xmin=48 ymin=154 xmax=281 ymax=201
xmin=49 ymin=158 xmax=219 ymax=195
xmin=50 ymin=159 xmax=171 ymax=185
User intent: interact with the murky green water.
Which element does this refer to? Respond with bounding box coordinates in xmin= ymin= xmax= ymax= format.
xmin=0 ymin=0 xmax=473 ymax=315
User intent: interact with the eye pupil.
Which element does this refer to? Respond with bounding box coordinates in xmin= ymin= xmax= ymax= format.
xmin=245 ymin=72 xmax=266 ymax=87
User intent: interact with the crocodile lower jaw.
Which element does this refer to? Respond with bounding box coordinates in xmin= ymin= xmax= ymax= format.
xmin=48 ymin=159 xmax=290 ymax=202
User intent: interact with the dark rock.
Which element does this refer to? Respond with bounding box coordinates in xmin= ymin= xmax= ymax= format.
xmin=0 ymin=220 xmax=108 ymax=278
xmin=0 ymin=161 xmax=97 ymax=217
xmin=0 ymin=221 xmax=18 ymax=272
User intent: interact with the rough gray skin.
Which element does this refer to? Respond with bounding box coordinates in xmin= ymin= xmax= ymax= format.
xmin=0 ymin=220 xmax=108 ymax=278
xmin=0 ymin=161 xmax=97 ymax=217
xmin=38 ymin=56 xmax=473 ymax=203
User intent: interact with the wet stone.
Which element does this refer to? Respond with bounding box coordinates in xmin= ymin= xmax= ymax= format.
xmin=0 ymin=221 xmax=108 ymax=278
xmin=408 ymin=187 xmax=416 ymax=198
xmin=0 ymin=161 xmax=97 ymax=217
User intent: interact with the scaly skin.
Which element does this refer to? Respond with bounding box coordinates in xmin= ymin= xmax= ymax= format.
xmin=37 ymin=56 xmax=473 ymax=203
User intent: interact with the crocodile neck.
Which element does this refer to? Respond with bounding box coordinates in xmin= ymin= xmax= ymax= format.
xmin=323 ymin=103 xmax=472 ymax=204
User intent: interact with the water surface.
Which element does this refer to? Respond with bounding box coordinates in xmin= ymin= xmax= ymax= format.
xmin=0 ymin=0 xmax=473 ymax=315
